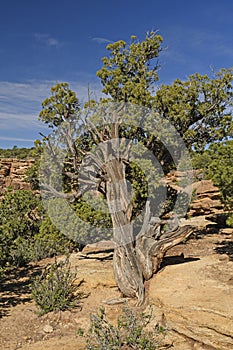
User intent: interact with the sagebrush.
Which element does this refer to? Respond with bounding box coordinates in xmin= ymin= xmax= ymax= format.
xmin=86 ymin=306 xmax=166 ymax=349
xmin=31 ymin=257 xmax=81 ymax=315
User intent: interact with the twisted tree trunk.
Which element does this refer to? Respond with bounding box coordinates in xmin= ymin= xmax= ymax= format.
xmin=105 ymin=156 xmax=193 ymax=305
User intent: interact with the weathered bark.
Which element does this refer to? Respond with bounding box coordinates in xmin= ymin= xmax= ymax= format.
xmin=105 ymin=158 xmax=145 ymax=301
xmin=112 ymin=214 xmax=193 ymax=305
xmin=104 ymin=154 xmax=193 ymax=305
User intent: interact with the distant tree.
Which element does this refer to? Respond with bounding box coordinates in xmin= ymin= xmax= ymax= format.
xmin=25 ymin=140 xmax=44 ymax=190
xmin=0 ymin=146 xmax=33 ymax=159
xmin=38 ymin=32 xmax=233 ymax=304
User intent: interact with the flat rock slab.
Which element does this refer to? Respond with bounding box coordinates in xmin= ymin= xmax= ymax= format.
xmin=149 ymin=254 xmax=233 ymax=349
xmin=69 ymin=254 xmax=117 ymax=289
xmin=81 ymin=240 xmax=115 ymax=254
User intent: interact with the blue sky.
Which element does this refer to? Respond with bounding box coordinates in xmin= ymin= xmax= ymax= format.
xmin=0 ymin=0 xmax=233 ymax=148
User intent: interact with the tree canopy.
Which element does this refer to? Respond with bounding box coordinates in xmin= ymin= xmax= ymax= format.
xmin=97 ymin=31 xmax=163 ymax=106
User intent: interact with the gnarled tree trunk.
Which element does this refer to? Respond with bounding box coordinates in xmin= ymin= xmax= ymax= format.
xmin=104 ymin=155 xmax=193 ymax=305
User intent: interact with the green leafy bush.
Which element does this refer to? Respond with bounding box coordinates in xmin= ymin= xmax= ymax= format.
xmin=86 ymin=306 xmax=166 ymax=349
xmin=0 ymin=188 xmax=79 ymax=271
xmin=32 ymin=215 xmax=77 ymax=261
xmin=43 ymin=196 xmax=112 ymax=246
xmin=0 ymin=190 xmax=42 ymax=268
xmin=31 ymin=257 xmax=80 ymax=315
xmin=9 ymin=236 xmax=33 ymax=267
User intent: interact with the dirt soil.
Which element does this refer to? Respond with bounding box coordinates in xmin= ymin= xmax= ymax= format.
xmin=1 ymin=228 xmax=233 ymax=350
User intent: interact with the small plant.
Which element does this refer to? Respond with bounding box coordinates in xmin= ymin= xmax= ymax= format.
xmin=31 ymin=257 xmax=80 ymax=315
xmin=226 ymin=213 xmax=233 ymax=228
xmin=86 ymin=306 xmax=166 ymax=349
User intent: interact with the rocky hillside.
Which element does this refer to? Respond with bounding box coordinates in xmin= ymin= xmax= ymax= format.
xmin=0 ymin=158 xmax=225 ymax=229
xmin=0 ymin=158 xmax=34 ymax=196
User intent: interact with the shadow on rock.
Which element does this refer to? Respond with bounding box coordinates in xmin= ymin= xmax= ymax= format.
xmin=160 ymin=254 xmax=200 ymax=270
xmin=215 ymin=240 xmax=233 ymax=261
xmin=0 ymin=264 xmax=41 ymax=318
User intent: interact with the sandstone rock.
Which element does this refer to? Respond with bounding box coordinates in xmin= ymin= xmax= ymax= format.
xmin=149 ymin=255 xmax=233 ymax=350
xmin=79 ymin=252 xmax=113 ymax=260
xmin=180 ymin=215 xmax=215 ymax=229
xmin=0 ymin=158 xmax=35 ymax=198
xmin=12 ymin=182 xmax=21 ymax=190
xmin=43 ymin=325 xmax=54 ymax=333
xmin=81 ymin=240 xmax=115 ymax=254
xmin=69 ymin=254 xmax=116 ymax=289
xmin=219 ymin=228 xmax=233 ymax=235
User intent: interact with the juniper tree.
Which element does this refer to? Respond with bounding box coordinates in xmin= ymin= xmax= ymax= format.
xmin=38 ymin=32 xmax=233 ymax=304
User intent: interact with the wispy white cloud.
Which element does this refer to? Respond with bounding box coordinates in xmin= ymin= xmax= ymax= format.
xmin=92 ymin=37 xmax=113 ymax=44
xmin=0 ymin=111 xmax=43 ymax=130
xmin=34 ymin=33 xmax=62 ymax=47
xmin=0 ymin=80 xmax=103 ymax=139
xmin=0 ymin=136 xmax=35 ymax=142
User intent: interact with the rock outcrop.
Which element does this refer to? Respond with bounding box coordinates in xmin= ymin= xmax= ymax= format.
xmin=189 ymin=180 xmax=223 ymax=217
xmin=166 ymin=170 xmax=224 ymax=229
xmin=149 ymin=254 xmax=233 ymax=349
xmin=0 ymin=158 xmax=34 ymax=196
xmin=0 ymin=160 xmax=225 ymax=229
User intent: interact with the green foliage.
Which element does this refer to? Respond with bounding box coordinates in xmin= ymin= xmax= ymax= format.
xmin=44 ymin=196 xmax=112 ymax=245
xmin=97 ymin=32 xmax=232 ymax=150
xmin=31 ymin=257 xmax=80 ymax=315
xmin=154 ymin=69 xmax=233 ymax=151
xmin=0 ymin=145 xmax=34 ymax=159
xmin=0 ymin=190 xmax=42 ymax=268
xmin=75 ymin=193 xmax=112 ymax=229
xmin=192 ymin=140 xmax=233 ymax=208
xmin=226 ymin=213 xmax=233 ymax=227
xmin=9 ymin=236 xmax=34 ymax=267
xmin=39 ymin=82 xmax=80 ymax=128
xmin=0 ymin=189 xmax=41 ymax=238
xmin=0 ymin=189 xmax=78 ymax=271
xmin=25 ymin=140 xmax=44 ymax=190
xmin=97 ymin=31 xmax=163 ymax=107
xmin=32 ymin=215 xmax=77 ymax=260
xmin=86 ymin=306 xmax=165 ymax=349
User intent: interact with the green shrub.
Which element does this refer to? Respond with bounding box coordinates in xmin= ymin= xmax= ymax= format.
xmin=226 ymin=213 xmax=233 ymax=228
xmin=0 ymin=190 xmax=42 ymax=269
xmin=9 ymin=236 xmax=33 ymax=267
xmin=44 ymin=196 xmax=112 ymax=246
xmin=31 ymin=257 xmax=80 ymax=315
xmin=86 ymin=306 xmax=166 ymax=349
xmin=0 ymin=189 xmax=79 ymax=272
xmin=31 ymin=216 xmax=77 ymax=261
